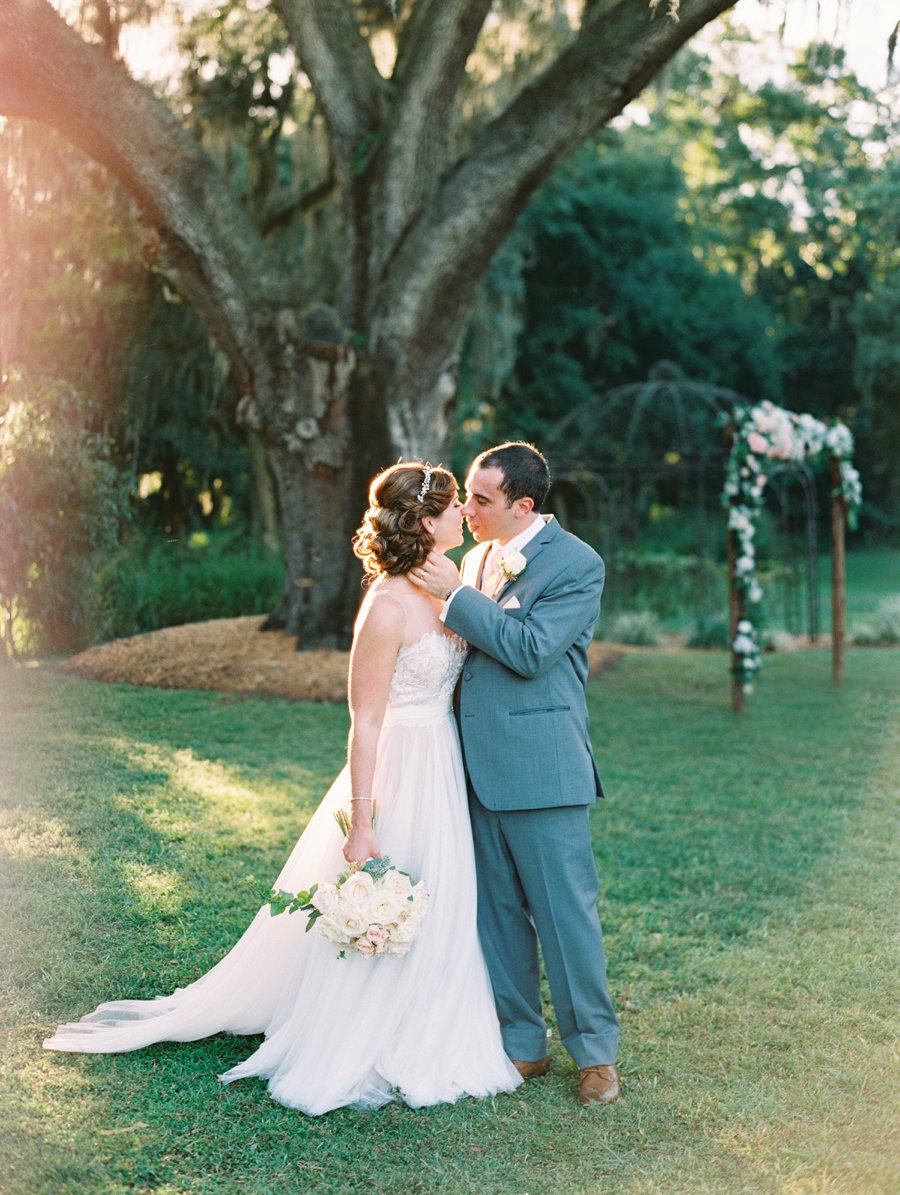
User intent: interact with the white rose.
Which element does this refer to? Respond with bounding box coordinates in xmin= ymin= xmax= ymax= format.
xmin=365 ymin=891 xmax=408 ymax=924
xmin=391 ymin=916 xmax=419 ymax=944
xmin=316 ymin=914 xmax=348 ymax=944
xmin=737 ymin=620 xmax=752 ymax=634
xmin=385 ymin=869 xmax=414 ymax=899
xmin=500 ymin=548 xmax=527 ymax=579
xmin=340 ymin=871 xmax=376 ymax=907
xmin=311 ymin=883 xmax=338 ymax=914
xmin=335 ymin=906 xmax=370 ymax=937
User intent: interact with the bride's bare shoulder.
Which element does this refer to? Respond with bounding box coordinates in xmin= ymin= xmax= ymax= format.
xmin=354 ymin=579 xmax=407 ymax=637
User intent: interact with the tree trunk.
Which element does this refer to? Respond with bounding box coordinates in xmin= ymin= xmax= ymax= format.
xmin=246 ymin=430 xmax=281 ymax=555
xmin=264 ymin=445 xmax=358 ymax=645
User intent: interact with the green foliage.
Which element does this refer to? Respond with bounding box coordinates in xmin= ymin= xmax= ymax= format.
xmin=0 ymin=374 xmax=128 ymax=656
xmin=95 ymin=530 xmax=284 ymax=640
xmin=659 ymin=34 xmax=899 ymax=527
xmin=851 ymin=595 xmax=900 ymax=646
xmin=0 ymin=121 xmax=255 ymax=545
xmin=121 ymin=290 xmax=249 ymax=538
xmin=685 ymin=611 xmax=729 ymax=649
xmin=463 ymin=28 xmax=898 ymax=538
xmin=498 ymin=132 xmax=779 ymax=443
xmin=605 ymin=609 xmax=662 ymax=646
xmin=604 ymin=551 xmax=724 ymax=623
xmin=268 ymin=884 xmax=319 ymax=923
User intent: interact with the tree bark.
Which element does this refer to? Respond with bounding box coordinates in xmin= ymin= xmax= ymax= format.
xmin=246 ymin=430 xmax=281 ymax=556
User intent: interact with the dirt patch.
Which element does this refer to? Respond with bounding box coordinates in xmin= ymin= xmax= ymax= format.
xmin=56 ymin=617 xmax=626 ymax=703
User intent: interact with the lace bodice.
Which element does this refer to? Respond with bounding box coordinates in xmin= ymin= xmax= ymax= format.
xmin=388 ymin=630 xmax=468 ymax=714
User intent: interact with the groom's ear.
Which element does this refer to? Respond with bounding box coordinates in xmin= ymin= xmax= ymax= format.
xmin=515 ymin=496 xmax=535 ymax=517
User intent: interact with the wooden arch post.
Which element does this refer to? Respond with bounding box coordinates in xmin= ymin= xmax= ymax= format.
xmin=724 ymin=427 xmax=745 ymax=713
xmin=726 ymin=523 xmax=745 ymax=713
xmin=830 ymin=456 xmax=847 ymax=685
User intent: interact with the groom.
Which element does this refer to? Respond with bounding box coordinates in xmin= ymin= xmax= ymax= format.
xmin=411 ymin=441 xmax=619 ymax=1107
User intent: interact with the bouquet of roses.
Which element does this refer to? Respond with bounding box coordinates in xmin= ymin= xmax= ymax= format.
xmin=268 ymin=806 xmax=429 ymax=958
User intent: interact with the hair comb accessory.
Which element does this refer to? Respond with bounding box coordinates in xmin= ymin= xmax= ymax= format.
xmin=417 ymin=464 xmax=433 ymax=502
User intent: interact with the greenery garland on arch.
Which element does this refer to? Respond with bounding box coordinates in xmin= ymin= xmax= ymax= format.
xmin=720 ymin=401 xmax=862 ymax=700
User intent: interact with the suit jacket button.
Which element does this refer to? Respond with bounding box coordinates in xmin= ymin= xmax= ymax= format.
xmin=463 ymin=672 xmax=472 ymax=681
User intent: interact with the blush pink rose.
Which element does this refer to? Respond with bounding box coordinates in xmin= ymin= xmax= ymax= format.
xmin=355 ymin=938 xmax=376 ymax=956
xmin=747 ymin=432 xmax=767 ymax=455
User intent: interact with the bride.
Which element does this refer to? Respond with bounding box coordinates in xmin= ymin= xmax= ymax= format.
xmin=44 ymin=462 xmax=522 ymax=1115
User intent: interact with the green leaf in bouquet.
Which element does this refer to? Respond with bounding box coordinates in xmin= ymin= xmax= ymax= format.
xmin=268 ymin=882 xmax=318 ymax=918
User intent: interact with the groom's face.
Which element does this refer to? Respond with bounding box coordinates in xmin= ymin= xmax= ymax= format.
xmin=462 ymin=465 xmax=520 ymax=544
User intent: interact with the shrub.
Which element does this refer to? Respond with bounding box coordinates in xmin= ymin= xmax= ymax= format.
xmin=604 ymin=551 xmax=725 ymax=623
xmin=606 ymin=610 xmax=662 ymax=646
xmin=95 ymin=530 xmax=285 ymax=640
xmin=851 ymin=595 xmax=900 ymax=646
xmin=762 ymin=629 xmax=798 ymax=653
xmin=685 ymin=612 xmax=730 ymax=649
xmin=0 ymin=374 xmax=128 ymax=657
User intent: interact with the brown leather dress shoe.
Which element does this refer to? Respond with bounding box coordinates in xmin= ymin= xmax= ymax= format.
xmin=511 ymin=1056 xmax=551 ymax=1080
xmin=578 ymin=1063 xmax=620 ymax=1106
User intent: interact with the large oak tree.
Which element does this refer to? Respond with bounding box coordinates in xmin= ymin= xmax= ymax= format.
xmin=0 ymin=0 xmax=735 ymax=644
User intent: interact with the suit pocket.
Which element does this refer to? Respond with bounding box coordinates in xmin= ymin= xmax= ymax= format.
xmin=509 ymin=705 xmax=570 ymax=717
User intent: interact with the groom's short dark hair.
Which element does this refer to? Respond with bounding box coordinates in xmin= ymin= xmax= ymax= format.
xmin=477 ymin=442 xmax=551 ymax=510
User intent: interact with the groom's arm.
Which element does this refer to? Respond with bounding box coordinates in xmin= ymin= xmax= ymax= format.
xmin=443 ymin=558 xmax=604 ymax=679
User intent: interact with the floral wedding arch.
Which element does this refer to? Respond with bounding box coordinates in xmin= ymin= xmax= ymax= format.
xmin=722 ymin=401 xmax=862 ymax=712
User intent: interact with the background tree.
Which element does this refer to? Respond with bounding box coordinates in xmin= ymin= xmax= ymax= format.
xmin=460 ymin=26 xmax=899 ymax=532
xmin=0 ymin=373 xmax=126 ymax=655
xmin=0 ymin=0 xmax=737 ymax=645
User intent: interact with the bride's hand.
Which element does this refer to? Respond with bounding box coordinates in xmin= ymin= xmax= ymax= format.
xmin=342 ymin=824 xmax=381 ymax=863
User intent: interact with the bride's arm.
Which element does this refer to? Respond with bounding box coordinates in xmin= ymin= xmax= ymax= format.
xmin=343 ymin=593 xmax=405 ymax=862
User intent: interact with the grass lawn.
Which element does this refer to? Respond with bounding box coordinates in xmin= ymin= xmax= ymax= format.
xmin=818 ymin=547 xmax=900 ymax=631
xmin=1 ymin=647 xmax=897 ymax=1194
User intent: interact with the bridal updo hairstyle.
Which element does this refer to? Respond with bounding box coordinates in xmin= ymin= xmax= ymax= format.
xmin=353 ymin=462 xmax=457 ymax=582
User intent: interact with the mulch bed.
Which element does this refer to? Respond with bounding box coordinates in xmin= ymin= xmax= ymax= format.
xmin=56 ymin=616 xmax=626 ymax=703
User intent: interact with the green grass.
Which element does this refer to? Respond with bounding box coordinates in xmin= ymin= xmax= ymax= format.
xmin=1 ymin=649 xmax=897 ymax=1194
xmin=829 ymin=547 xmax=900 ymax=623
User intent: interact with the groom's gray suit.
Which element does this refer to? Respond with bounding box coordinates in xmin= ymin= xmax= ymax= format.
xmin=443 ymin=515 xmax=619 ymax=1068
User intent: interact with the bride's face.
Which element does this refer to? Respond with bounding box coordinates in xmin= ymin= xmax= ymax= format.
xmin=423 ymin=494 xmax=464 ymax=551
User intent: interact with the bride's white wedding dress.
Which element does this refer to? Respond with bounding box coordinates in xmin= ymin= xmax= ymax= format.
xmin=44 ymin=627 xmax=522 ymax=1115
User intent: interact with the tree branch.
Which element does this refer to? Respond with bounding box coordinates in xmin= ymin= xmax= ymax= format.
xmin=0 ymin=0 xmax=281 ymax=389
xmin=373 ymin=0 xmax=493 ymax=255
xmin=383 ymin=0 xmax=737 ymax=338
xmin=263 ymin=165 xmax=337 ymax=236
xmin=274 ymin=0 xmax=384 ymax=158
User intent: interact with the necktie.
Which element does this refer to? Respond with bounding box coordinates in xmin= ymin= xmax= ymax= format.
xmin=481 ymin=544 xmax=501 ymax=594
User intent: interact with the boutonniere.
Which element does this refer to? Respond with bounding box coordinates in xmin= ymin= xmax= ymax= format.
xmin=497 ymin=548 xmax=527 ymax=583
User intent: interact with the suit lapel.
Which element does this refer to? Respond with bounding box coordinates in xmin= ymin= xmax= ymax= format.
xmin=492 ymin=515 xmax=559 ymax=602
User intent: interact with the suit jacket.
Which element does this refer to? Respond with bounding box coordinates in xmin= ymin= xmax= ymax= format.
xmin=443 ymin=515 xmax=605 ymax=811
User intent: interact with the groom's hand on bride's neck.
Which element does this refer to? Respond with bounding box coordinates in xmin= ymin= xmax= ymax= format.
xmin=410 ymin=551 xmax=461 ymax=601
